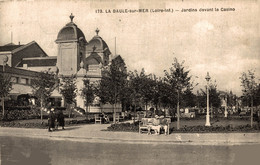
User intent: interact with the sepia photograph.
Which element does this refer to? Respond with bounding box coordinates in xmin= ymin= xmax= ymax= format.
xmin=0 ymin=0 xmax=259 ymax=164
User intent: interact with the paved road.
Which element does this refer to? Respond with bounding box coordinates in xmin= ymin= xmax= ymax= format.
xmin=1 ymin=124 xmax=260 ymax=145
xmin=1 ymin=136 xmax=260 ymax=165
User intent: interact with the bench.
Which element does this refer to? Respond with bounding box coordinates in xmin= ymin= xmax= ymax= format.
xmin=139 ymin=118 xmax=172 ymax=135
xmin=94 ymin=114 xmax=102 ymax=124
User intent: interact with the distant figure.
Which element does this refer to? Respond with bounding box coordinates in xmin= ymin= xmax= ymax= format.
xmin=151 ymin=115 xmax=161 ymax=135
xmin=160 ymin=117 xmax=169 ymax=135
xmin=48 ymin=108 xmax=56 ymax=132
xmin=101 ymin=112 xmax=110 ymax=123
xmin=57 ymin=110 xmax=65 ymax=130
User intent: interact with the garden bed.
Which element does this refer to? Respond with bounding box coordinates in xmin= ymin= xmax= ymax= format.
xmin=0 ymin=118 xmax=95 ymax=129
xmin=106 ymin=121 xmax=260 ymax=133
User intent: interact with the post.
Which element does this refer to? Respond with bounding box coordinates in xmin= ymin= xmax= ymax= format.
xmin=205 ymin=72 xmax=211 ymax=126
xmin=224 ymin=96 xmax=228 ymax=118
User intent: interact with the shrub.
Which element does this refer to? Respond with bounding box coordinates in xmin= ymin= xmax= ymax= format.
xmin=107 ymin=122 xmax=139 ymax=132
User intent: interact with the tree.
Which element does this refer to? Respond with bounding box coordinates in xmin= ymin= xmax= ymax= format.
xmin=31 ymin=70 xmax=57 ymax=121
xmin=240 ymin=70 xmax=258 ymax=128
xmin=81 ymin=78 xmax=95 ymax=116
xmin=95 ymin=60 xmax=127 ymax=123
xmin=182 ymin=88 xmax=196 ymax=108
xmin=0 ymin=73 xmax=12 ymax=120
xmin=60 ymin=75 xmax=77 ymax=118
xmin=128 ymin=69 xmax=152 ymax=121
xmin=164 ymin=58 xmax=193 ymax=130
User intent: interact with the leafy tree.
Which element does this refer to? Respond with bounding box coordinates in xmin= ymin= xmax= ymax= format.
xmin=95 ymin=59 xmax=127 ymax=123
xmin=81 ymin=78 xmax=95 ymax=116
xmin=31 ymin=70 xmax=58 ymax=120
xmin=164 ymin=58 xmax=193 ymax=130
xmin=60 ymin=75 xmax=77 ymax=118
xmin=182 ymin=88 xmax=196 ymax=107
xmin=127 ymin=70 xmax=143 ymax=121
xmin=240 ymin=70 xmax=259 ymax=127
xmin=158 ymin=80 xmax=174 ymax=113
xmin=0 ymin=73 xmax=12 ymax=120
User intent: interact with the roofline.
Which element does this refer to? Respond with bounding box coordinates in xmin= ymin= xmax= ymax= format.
xmin=22 ymin=56 xmax=57 ymax=60
xmin=0 ymin=65 xmax=39 ymax=77
xmin=0 ymin=51 xmax=12 ymax=54
xmin=12 ymin=41 xmax=49 ymax=57
xmin=55 ymin=39 xmax=78 ymax=43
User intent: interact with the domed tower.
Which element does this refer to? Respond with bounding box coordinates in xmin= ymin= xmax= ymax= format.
xmin=85 ymin=28 xmax=111 ymax=70
xmin=55 ymin=13 xmax=87 ymax=76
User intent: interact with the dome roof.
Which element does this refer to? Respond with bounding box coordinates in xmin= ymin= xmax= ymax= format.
xmin=85 ymin=28 xmax=111 ymax=54
xmin=85 ymin=52 xmax=102 ymax=65
xmin=56 ymin=14 xmax=87 ymax=43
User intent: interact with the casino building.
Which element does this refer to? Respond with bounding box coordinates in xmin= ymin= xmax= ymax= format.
xmin=0 ymin=14 xmax=125 ymax=113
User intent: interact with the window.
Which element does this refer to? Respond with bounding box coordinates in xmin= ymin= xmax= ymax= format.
xmin=11 ymin=77 xmax=18 ymax=83
xmin=20 ymin=78 xmax=29 ymax=85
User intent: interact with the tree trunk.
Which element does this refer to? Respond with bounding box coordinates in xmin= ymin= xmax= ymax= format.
xmin=68 ymin=104 xmax=71 ymax=118
xmin=177 ymin=91 xmax=180 ymax=130
xmin=40 ymin=99 xmax=43 ymax=121
xmin=113 ymin=103 xmax=116 ymax=124
xmin=2 ymin=97 xmax=5 ymax=120
xmin=251 ymin=96 xmax=253 ymax=128
xmin=211 ymin=104 xmax=213 ymax=118
xmin=134 ymin=102 xmax=136 ymax=123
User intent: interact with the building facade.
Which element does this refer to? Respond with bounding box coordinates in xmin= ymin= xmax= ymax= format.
xmin=0 ymin=14 xmax=125 ymax=113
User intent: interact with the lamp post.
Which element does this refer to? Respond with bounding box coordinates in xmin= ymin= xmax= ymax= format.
xmin=205 ymin=72 xmax=211 ymax=126
xmin=2 ymin=55 xmax=8 ymax=119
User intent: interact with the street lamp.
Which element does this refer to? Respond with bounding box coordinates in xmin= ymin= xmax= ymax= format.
xmin=2 ymin=55 xmax=8 ymax=119
xmin=205 ymin=72 xmax=211 ymax=126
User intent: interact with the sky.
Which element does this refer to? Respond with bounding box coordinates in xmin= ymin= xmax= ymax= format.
xmin=0 ymin=0 xmax=259 ymax=96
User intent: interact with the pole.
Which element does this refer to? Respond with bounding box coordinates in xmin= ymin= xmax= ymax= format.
xmin=224 ymin=96 xmax=228 ymax=118
xmin=205 ymin=79 xmax=211 ymax=126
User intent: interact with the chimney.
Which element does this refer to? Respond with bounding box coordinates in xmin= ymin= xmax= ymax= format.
xmin=23 ymin=64 xmax=28 ymax=69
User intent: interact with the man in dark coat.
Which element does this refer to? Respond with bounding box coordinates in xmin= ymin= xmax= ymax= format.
xmin=48 ymin=108 xmax=56 ymax=132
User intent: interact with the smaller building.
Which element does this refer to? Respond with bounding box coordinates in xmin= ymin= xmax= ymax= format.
xmin=0 ymin=65 xmax=62 ymax=107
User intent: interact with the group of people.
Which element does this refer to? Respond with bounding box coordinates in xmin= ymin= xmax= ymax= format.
xmin=147 ymin=115 xmax=169 ymax=135
xmin=48 ymin=108 xmax=65 ymax=132
xmin=100 ymin=112 xmax=110 ymax=123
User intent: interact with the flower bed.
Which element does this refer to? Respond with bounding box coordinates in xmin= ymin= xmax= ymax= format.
xmin=106 ymin=122 xmax=260 ymax=133
xmin=173 ymin=124 xmax=260 ymax=133
xmin=107 ymin=122 xmax=139 ymax=132
xmin=0 ymin=118 xmax=95 ymax=129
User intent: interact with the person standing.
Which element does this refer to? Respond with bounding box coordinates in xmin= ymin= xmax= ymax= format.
xmin=57 ymin=110 xmax=65 ymax=130
xmin=48 ymin=108 xmax=56 ymax=132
